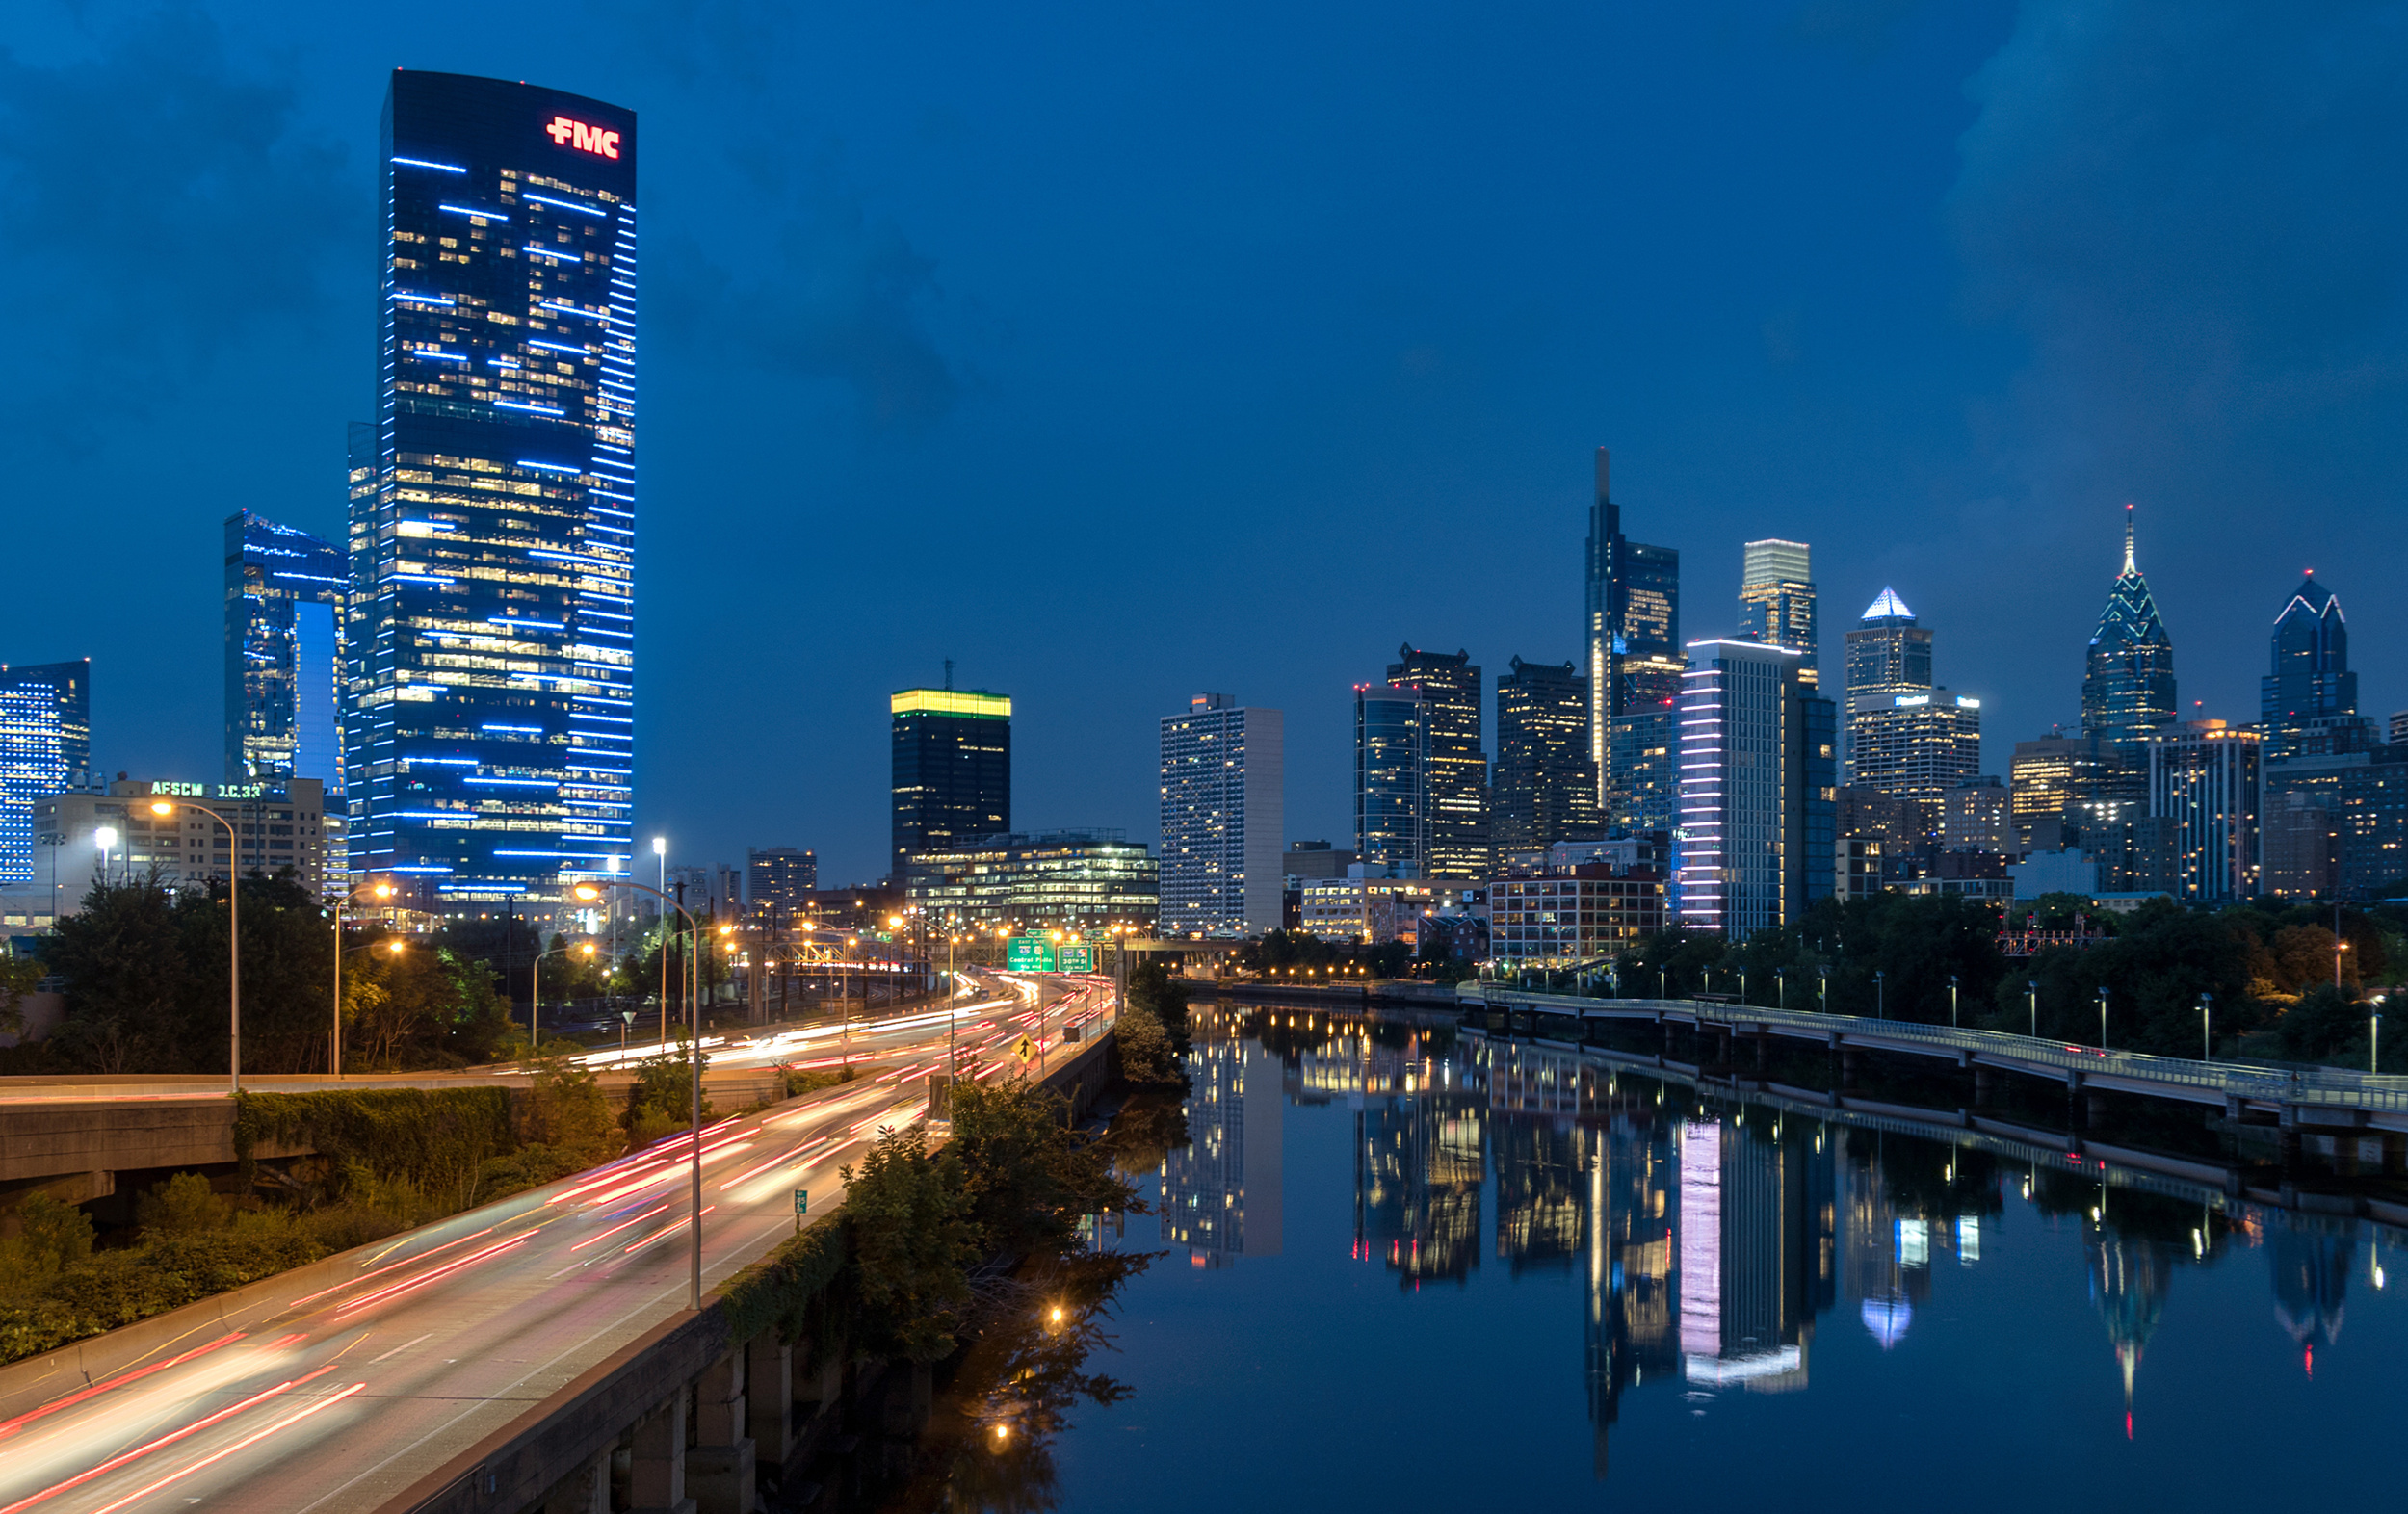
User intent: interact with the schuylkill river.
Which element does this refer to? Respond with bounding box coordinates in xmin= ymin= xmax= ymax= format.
xmin=970 ymin=1002 xmax=2401 ymax=1511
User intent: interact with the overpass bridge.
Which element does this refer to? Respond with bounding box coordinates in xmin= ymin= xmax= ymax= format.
xmin=1461 ymin=984 xmax=2408 ymax=1136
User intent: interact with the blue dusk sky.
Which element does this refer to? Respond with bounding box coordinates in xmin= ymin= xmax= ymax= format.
xmin=4 ymin=0 xmax=2406 ymax=883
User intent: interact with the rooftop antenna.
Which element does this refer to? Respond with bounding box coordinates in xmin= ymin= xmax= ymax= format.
xmin=2123 ymin=503 xmax=2137 ymax=575
xmin=943 ymin=659 xmax=954 ymax=691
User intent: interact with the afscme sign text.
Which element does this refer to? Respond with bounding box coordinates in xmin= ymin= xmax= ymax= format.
xmin=545 ymin=116 xmax=621 ymax=160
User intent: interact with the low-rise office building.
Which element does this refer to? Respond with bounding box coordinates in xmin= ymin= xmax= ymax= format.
xmin=1297 ymin=870 xmax=1482 ymax=946
xmin=32 ymin=776 xmax=344 ymax=919
xmin=905 ymin=829 xmax=1159 ymax=933
xmin=1489 ymin=852 xmax=1667 ymax=968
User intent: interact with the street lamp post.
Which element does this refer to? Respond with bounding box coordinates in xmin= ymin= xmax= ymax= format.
xmin=1874 ymin=970 xmax=1885 ymax=1021
xmin=94 ymin=826 xmax=118 ymax=889
xmin=2198 ymin=992 xmax=2212 ymax=1062
xmin=531 ymin=939 xmax=596 ymax=1052
xmin=1819 ymin=964 xmax=1828 ymax=1012
xmin=329 ymin=879 xmax=395 ymax=1078
xmin=575 ymin=878 xmax=703 ymax=1311
xmin=152 ymin=799 xmax=240 ymax=1093
xmin=1950 ymin=974 xmax=1959 ymax=1030
xmin=2098 ymin=986 xmax=2109 ymax=1051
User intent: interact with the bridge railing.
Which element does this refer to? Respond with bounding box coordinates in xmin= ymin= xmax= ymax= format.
xmin=1460 ymin=983 xmax=2408 ymax=1113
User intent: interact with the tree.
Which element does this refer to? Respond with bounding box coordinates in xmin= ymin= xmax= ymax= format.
xmin=945 ymin=1077 xmax=1136 ymax=1264
xmin=522 ymin=1056 xmax=623 ymax=1168
xmin=842 ymin=1124 xmax=975 ymax=1361
xmin=47 ymin=875 xmax=193 ymax=1072
xmin=0 ymin=952 xmax=45 ymax=1040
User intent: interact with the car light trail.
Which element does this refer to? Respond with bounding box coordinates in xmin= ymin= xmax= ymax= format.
xmin=0 ymin=1335 xmax=247 ymax=1443
xmin=0 ymin=1369 xmax=337 ymax=1514
xmin=335 ymin=1235 xmax=533 ymax=1317
xmin=570 ymin=1201 xmax=672 ymax=1252
xmin=83 ymin=1383 xmax=367 ymax=1514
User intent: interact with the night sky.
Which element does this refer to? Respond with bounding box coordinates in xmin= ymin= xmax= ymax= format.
xmin=6 ymin=1 xmax=2407 ymax=885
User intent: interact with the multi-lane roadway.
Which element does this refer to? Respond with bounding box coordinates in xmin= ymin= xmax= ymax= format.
xmin=0 ymin=974 xmax=1115 ymax=1514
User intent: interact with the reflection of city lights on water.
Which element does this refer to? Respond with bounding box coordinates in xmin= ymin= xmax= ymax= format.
xmin=1861 ymin=1296 xmax=1913 ymax=1349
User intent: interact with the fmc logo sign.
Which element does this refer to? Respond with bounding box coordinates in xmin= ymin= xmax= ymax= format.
xmin=545 ymin=117 xmax=621 ymax=160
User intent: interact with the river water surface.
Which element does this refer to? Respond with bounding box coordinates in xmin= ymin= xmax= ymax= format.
xmin=1022 ymin=1005 xmax=2402 ymax=1511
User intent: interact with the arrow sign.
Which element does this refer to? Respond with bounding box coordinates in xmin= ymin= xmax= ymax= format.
xmin=1012 ymin=1034 xmax=1035 ymax=1063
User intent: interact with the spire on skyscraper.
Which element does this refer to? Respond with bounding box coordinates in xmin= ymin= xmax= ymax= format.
xmin=2081 ymin=504 xmax=2176 ymax=754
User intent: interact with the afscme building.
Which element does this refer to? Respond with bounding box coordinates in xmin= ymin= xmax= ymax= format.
xmin=346 ymin=71 xmax=639 ymax=913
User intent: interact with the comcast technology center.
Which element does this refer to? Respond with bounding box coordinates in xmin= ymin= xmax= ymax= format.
xmin=347 ymin=71 xmax=637 ymax=911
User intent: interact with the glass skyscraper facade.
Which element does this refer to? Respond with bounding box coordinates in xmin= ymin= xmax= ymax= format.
xmin=2081 ymin=507 xmax=2176 ymax=757
xmin=1386 ymin=644 xmax=1488 ymax=879
xmin=1159 ymin=694 xmax=1284 ymax=935
xmin=2262 ymin=572 xmax=2357 ymax=763
xmin=347 ymin=72 xmax=638 ymax=910
xmin=890 ymin=688 xmax=1012 ymax=882
xmin=1493 ymin=656 xmax=1603 ymax=852
xmin=1354 ymin=681 xmax=1426 ymax=874
xmin=225 ymin=511 xmax=346 ymax=789
xmin=1738 ymin=538 xmax=1818 ymax=683
xmin=0 ymin=661 xmax=91 ymax=888
xmin=1584 ymin=448 xmax=1682 ymax=829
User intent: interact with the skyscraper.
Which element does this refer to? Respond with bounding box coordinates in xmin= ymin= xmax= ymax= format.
xmin=1584 ymin=449 xmax=1682 ymax=825
xmin=1387 ymin=645 xmax=1488 ymax=879
xmin=1843 ymin=587 xmax=1979 ymax=822
xmin=1738 ymin=538 xmax=1818 ymax=681
xmin=1354 ymin=681 xmax=1426 ymax=875
xmin=1676 ymin=640 xmax=1834 ymax=936
xmin=1158 ymin=693 xmax=1285 ymax=936
xmin=890 ymin=687 xmax=1011 ymax=882
xmin=2262 ymin=572 xmax=2357 ymax=764
xmin=1493 ymin=657 xmax=1604 ymax=852
xmin=225 ymin=511 xmax=346 ymax=790
xmin=746 ymin=847 xmax=818 ymax=927
xmin=0 ymin=661 xmax=90 ymax=887
xmin=2081 ymin=506 xmax=2177 ymax=756
xmin=347 ymin=72 xmax=638 ymax=911
xmin=2149 ymin=721 xmax=2261 ymax=902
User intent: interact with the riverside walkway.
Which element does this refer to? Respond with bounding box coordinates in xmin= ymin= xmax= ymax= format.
xmin=1460 ymin=984 xmax=2408 ymax=1133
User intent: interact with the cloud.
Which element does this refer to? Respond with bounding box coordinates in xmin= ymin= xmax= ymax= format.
xmin=1948 ymin=0 xmax=2408 ymax=489
xmin=656 ymin=153 xmax=964 ymax=431
xmin=0 ymin=3 xmax=353 ymax=449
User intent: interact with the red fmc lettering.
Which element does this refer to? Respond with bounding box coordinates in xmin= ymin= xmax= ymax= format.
xmin=544 ymin=116 xmax=621 ymax=160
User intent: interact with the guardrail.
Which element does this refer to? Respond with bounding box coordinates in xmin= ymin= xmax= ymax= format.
xmin=1461 ymin=984 xmax=2408 ymax=1115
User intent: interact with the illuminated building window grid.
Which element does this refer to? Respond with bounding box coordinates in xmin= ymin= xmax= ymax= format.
xmin=359 ymin=142 xmax=636 ymax=894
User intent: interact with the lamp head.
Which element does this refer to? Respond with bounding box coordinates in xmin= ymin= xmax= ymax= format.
xmin=93 ymin=825 xmax=118 ymax=849
xmin=573 ymin=883 xmax=603 ymax=902
xmin=149 ymin=800 xmax=175 ymax=817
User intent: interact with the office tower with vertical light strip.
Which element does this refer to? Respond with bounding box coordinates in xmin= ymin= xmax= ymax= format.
xmin=1738 ymin=538 xmax=1817 ymax=682
xmin=346 ymin=71 xmax=637 ymax=913
xmin=225 ymin=511 xmax=346 ymax=790
xmin=1675 ymin=640 xmax=1834 ymax=937
xmin=1584 ymin=449 xmax=1682 ymax=829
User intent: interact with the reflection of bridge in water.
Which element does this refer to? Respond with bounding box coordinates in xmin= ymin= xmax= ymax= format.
xmin=1249 ymin=1006 xmax=2395 ymax=1482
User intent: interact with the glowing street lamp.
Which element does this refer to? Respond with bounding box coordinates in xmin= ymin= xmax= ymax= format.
xmin=151 ymin=798 xmax=242 ymax=1092
xmin=329 ymin=878 xmax=397 ymax=1077
xmin=93 ymin=825 xmax=118 ymax=886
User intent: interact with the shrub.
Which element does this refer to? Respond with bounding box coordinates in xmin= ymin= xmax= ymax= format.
xmin=137 ymin=1173 xmax=229 ymax=1238
xmin=0 ymin=1195 xmax=95 ymax=1300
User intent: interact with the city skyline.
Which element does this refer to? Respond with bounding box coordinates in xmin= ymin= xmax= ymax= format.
xmin=5 ymin=7 xmax=2408 ymax=885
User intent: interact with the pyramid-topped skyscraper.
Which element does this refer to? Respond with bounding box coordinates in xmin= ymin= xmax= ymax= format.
xmin=2081 ymin=505 xmax=2176 ymax=755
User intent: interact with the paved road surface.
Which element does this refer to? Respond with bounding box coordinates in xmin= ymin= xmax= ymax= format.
xmin=0 ymin=975 xmax=1113 ymax=1514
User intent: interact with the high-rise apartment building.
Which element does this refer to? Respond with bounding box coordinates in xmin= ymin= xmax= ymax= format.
xmin=2081 ymin=507 xmax=2177 ymax=756
xmin=1738 ymin=539 xmax=1818 ymax=682
xmin=225 ymin=511 xmax=346 ymax=790
xmin=1387 ymin=645 xmax=1488 ymax=879
xmin=890 ymin=687 xmax=1011 ymax=883
xmin=1675 ymin=640 xmax=1835 ymax=937
xmin=2263 ymin=744 xmax=2408 ymax=899
xmin=1158 ymin=693 xmax=1284 ymax=936
xmin=346 ymin=72 xmax=638 ymax=912
xmin=1842 ymin=587 xmax=1978 ymax=821
xmin=1493 ymin=657 xmax=1603 ymax=854
xmin=0 ymin=661 xmax=90 ymax=888
xmin=1354 ymin=681 xmax=1426 ymax=875
xmin=1584 ymin=449 xmax=1682 ymax=826
xmin=2262 ymin=572 xmax=2356 ymax=764
xmin=2148 ymin=721 xmax=2261 ymax=903
xmin=746 ymin=847 xmax=818 ymax=927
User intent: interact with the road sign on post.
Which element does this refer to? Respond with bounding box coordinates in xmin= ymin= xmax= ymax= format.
xmin=1007 ymin=936 xmax=1058 ymax=972
xmin=1060 ymin=945 xmax=1093 ymax=973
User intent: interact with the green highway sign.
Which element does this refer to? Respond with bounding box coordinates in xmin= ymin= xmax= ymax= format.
xmin=1059 ymin=945 xmax=1094 ymax=973
xmin=1007 ymin=936 xmax=1058 ymax=972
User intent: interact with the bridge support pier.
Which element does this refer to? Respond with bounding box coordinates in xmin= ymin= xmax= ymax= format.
xmin=2085 ymin=1091 xmax=2109 ymax=1129
xmin=538 ymin=1447 xmax=612 ymax=1514
xmin=689 ymin=1349 xmax=757 ymax=1514
xmin=1753 ymin=1034 xmax=1767 ymax=1071
xmin=748 ymin=1337 xmax=794 ymax=1468
xmin=629 ymin=1392 xmax=695 ymax=1514
xmin=1973 ymin=1067 xmax=1996 ymax=1105
xmin=1840 ymin=1049 xmax=1859 ymax=1086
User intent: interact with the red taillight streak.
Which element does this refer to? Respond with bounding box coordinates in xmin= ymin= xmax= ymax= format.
xmin=85 ymin=1383 xmax=366 ymax=1514
xmin=335 ymin=1236 xmax=529 ymax=1316
xmin=0 ymin=1334 xmax=246 ymax=1442
xmin=0 ymin=1368 xmax=336 ymax=1514
xmin=570 ymin=1202 xmax=671 ymax=1252
xmin=288 ymin=1227 xmax=498 ymax=1307
xmin=621 ymin=1206 xmax=716 ymax=1255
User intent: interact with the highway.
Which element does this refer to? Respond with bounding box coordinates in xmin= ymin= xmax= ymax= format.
xmin=0 ymin=974 xmax=1115 ymax=1514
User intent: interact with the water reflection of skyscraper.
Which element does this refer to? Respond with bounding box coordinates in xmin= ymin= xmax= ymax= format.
xmin=2269 ymin=1225 xmax=2352 ymax=1374
xmin=1843 ymin=1131 xmax=1993 ymax=1351
xmin=2087 ymin=1226 xmax=2171 ymax=1434
xmin=1160 ymin=1035 xmax=1283 ymax=1267
xmin=1354 ymin=1093 xmax=1486 ymax=1285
